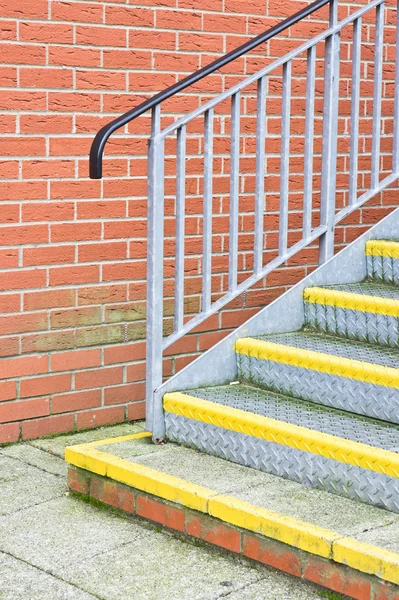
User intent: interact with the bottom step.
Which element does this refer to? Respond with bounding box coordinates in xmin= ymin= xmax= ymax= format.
xmin=164 ymin=385 xmax=399 ymax=513
xmin=65 ymin=432 xmax=399 ymax=600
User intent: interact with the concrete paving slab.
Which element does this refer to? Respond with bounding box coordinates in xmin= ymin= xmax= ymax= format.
xmin=218 ymin=571 xmax=335 ymax=600
xmin=0 ymin=455 xmax=34 ymax=481
xmin=30 ymin=423 xmax=145 ymax=458
xmin=352 ymin=520 xmax=399 ymax=553
xmin=64 ymin=528 xmax=266 ymax=600
xmin=1 ymin=443 xmax=67 ymax=477
xmin=0 ymin=460 xmax=64 ymax=516
xmin=0 ymin=552 xmax=97 ymax=600
xmin=130 ymin=442 xmax=283 ymax=493
xmin=95 ymin=434 xmax=171 ymax=459
xmin=0 ymin=496 xmax=145 ymax=576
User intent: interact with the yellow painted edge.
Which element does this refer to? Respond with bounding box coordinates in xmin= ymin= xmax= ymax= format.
xmin=64 ymin=434 xmax=399 ymax=585
xmin=235 ymin=337 xmax=399 ymax=389
xmin=366 ymin=240 xmax=399 ymax=259
xmin=163 ymin=392 xmax=399 ymax=479
xmin=65 ymin=445 xmax=214 ymax=513
xmin=83 ymin=431 xmax=151 ymax=448
xmin=303 ymin=286 xmax=399 ymax=317
xmin=209 ymin=495 xmax=338 ymax=559
xmin=333 ymin=537 xmax=399 ymax=586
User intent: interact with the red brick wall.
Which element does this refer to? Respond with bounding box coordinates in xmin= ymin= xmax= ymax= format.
xmin=0 ymin=0 xmax=398 ymax=443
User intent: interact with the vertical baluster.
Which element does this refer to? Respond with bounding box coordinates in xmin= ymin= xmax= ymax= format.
xmin=319 ymin=0 xmax=340 ymax=265
xmin=303 ymin=45 xmax=316 ymax=240
xmin=202 ymin=108 xmax=214 ymax=313
xmin=229 ymin=93 xmax=240 ymax=292
xmin=371 ymin=1 xmax=384 ymax=189
xmin=146 ymin=104 xmax=165 ymax=439
xmin=279 ymin=60 xmax=292 ymax=257
xmin=254 ymin=76 xmax=267 ymax=276
xmin=393 ymin=0 xmax=399 ymax=172
xmin=175 ymin=125 xmax=186 ymax=333
xmin=349 ymin=17 xmax=362 ymax=205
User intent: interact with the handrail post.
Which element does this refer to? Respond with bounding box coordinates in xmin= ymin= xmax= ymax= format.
xmin=146 ymin=104 xmax=165 ymax=440
xmin=319 ymin=0 xmax=340 ymax=265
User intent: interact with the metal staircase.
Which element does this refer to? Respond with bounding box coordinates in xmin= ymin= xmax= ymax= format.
xmin=90 ymin=0 xmax=399 ymax=512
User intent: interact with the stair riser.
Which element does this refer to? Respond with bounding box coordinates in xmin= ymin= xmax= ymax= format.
xmin=165 ymin=412 xmax=399 ymax=513
xmin=237 ymin=354 xmax=399 ymax=424
xmin=367 ymin=254 xmax=399 ymax=285
xmin=305 ymin=302 xmax=399 ymax=348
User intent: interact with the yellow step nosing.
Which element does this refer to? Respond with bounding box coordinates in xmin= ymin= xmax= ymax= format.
xmin=66 ymin=444 xmax=214 ymax=512
xmin=65 ymin=438 xmax=399 ymax=585
xmin=303 ymin=286 xmax=399 ymax=317
xmin=366 ymin=239 xmax=399 ymax=259
xmin=235 ymin=337 xmax=399 ymax=389
xmin=163 ymin=392 xmax=399 ymax=479
xmin=333 ymin=537 xmax=399 ymax=585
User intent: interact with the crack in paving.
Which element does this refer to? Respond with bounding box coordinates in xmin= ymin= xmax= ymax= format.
xmin=0 ymin=549 xmax=104 ymax=600
xmin=0 ymin=447 xmax=65 ymax=478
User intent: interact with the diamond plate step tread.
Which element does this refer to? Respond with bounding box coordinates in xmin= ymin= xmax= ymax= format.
xmin=254 ymin=331 xmax=399 ymax=369
xmin=235 ymin=334 xmax=399 ymax=423
xmin=163 ymin=391 xmax=399 ymax=513
xmin=183 ymin=384 xmax=399 ymax=453
xmin=304 ymin=282 xmax=399 ymax=347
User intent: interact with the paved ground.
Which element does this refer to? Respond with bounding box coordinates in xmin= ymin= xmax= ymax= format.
xmin=0 ymin=423 xmax=346 ymax=600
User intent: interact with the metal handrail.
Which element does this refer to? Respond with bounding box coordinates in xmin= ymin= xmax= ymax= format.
xmin=89 ymin=0 xmax=329 ymax=179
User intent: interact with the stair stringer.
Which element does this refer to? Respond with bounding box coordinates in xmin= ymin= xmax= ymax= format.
xmin=154 ymin=207 xmax=399 ymax=433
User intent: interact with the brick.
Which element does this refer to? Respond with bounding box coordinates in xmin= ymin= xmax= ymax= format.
xmin=0 ymin=398 xmax=49 ymax=424
xmin=52 ymin=1 xmax=103 ymax=23
xmin=0 ymin=181 xmax=47 ymax=201
xmin=20 ymin=115 xmax=73 ymax=135
xmin=0 ymin=355 xmax=48 ymax=380
xmin=0 ymin=311 xmax=47 ymax=336
xmin=52 ymin=349 xmax=101 ymax=372
xmin=106 ymin=6 xmax=154 ymax=27
xmin=20 ymin=68 xmax=73 ymax=90
xmin=242 ymin=534 xmax=302 ymax=577
xmin=75 ymin=367 xmax=123 ymax=390
xmin=0 ymin=293 xmax=20 ymax=313
xmin=78 ymin=242 xmax=127 ymax=262
xmin=78 ymin=285 xmax=127 ymax=306
xmin=23 ymin=245 xmax=75 ymax=267
xmin=48 ymin=47 xmax=101 ymax=68
xmin=0 ymin=226 xmax=48 ymax=248
xmin=104 ymin=383 xmax=145 ymax=405
xmin=23 ymin=160 xmax=75 ymax=178
xmin=51 ymin=222 xmax=102 ymax=242
xmin=136 ymin=494 xmax=185 ymax=532
xmin=50 ymin=306 xmax=102 ymax=329
xmin=0 ymin=0 xmax=48 ymax=18
xmin=49 ymin=265 xmax=99 ymax=286
xmin=76 ymin=406 xmax=125 ymax=430
xmin=22 ymin=413 xmax=74 ymax=441
xmin=0 ymin=137 xmax=46 ymax=157
xmin=19 ymin=22 xmax=73 ymax=43
xmin=22 ymin=331 xmax=75 ymax=353
xmin=0 ymin=381 xmax=16 ymax=402
xmin=303 ymin=554 xmax=372 ymax=600
xmin=0 ymin=422 xmax=19 ymax=445
xmin=127 ymin=400 xmax=146 ymax=421
xmin=0 ymin=269 xmax=47 ymax=291
xmin=52 ymin=389 xmax=102 ymax=414
xmin=67 ymin=467 xmax=90 ymax=496
xmin=24 ymin=289 xmax=76 ymax=311
xmin=185 ymin=513 xmax=241 ymax=553
xmin=20 ymin=374 xmax=71 ymax=398
xmin=0 ymin=44 xmax=46 ymax=65
xmin=373 ymin=581 xmax=399 ymax=600
xmin=103 ymin=341 xmax=145 ymax=365
xmin=90 ymin=477 xmax=135 ymax=513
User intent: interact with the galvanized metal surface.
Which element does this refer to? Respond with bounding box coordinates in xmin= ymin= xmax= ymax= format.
xmin=367 ymin=254 xmax=399 ymax=285
xmin=238 ymin=353 xmax=399 ymax=425
xmin=145 ymin=0 xmax=399 ymax=438
xmin=165 ymin=413 xmax=399 ymax=513
xmin=183 ymin=385 xmax=399 ymax=451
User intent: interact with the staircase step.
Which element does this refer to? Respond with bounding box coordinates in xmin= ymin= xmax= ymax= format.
xmin=366 ymin=239 xmax=399 ymax=285
xmin=304 ymin=282 xmax=399 ymax=347
xmin=235 ymin=332 xmax=399 ymax=424
xmin=66 ymin=432 xmax=399 ymax=592
xmin=163 ymin=385 xmax=399 ymax=513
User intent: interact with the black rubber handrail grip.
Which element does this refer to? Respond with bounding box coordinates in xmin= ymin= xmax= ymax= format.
xmin=89 ymin=0 xmax=330 ymax=179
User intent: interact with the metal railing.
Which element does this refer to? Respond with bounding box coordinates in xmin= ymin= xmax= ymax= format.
xmin=90 ymin=0 xmax=399 ymax=438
